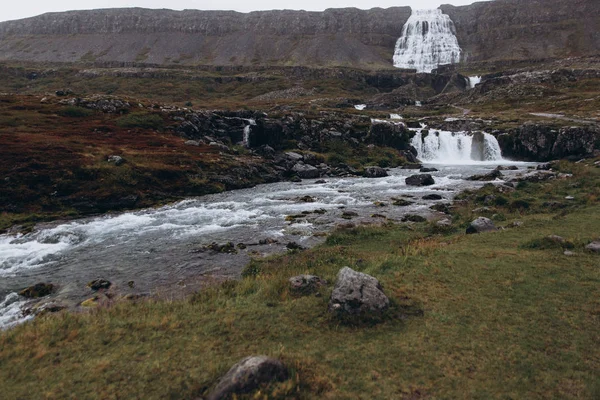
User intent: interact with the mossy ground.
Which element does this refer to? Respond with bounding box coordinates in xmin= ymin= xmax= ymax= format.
xmin=1 ymin=160 xmax=598 ymax=399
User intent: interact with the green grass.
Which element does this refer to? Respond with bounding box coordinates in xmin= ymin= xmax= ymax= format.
xmin=1 ymin=161 xmax=599 ymax=399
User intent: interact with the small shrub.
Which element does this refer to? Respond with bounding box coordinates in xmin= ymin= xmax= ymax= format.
xmin=116 ymin=113 xmax=164 ymax=130
xmin=58 ymin=106 xmax=94 ymax=118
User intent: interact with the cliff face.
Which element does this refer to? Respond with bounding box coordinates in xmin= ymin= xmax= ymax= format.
xmin=0 ymin=1 xmax=598 ymax=68
xmin=441 ymin=0 xmax=600 ymax=62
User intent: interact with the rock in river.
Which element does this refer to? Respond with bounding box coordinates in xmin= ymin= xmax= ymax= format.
xmin=405 ymin=174 xmax=435 ymax=186
xmin=19 ymin=283 xmax=54 ymax=298
xmin=363 ymin=166 xmax=388 ymax=178
xmin=329 ymin=267 xmax=389 ymax=316
xmin=208 ymin=356 xmax=288 ymax=400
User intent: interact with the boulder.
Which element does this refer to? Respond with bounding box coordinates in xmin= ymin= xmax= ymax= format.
xmin=363 ymin=166 xmax=388 ymax=178
xmin=289 ymin=275 xmax=325 ymax=296
xmin=586 ymin=241 xmax=600 ymax=253
xmin=291 ymin=163 xmax=320 ymax=179
xmin=285 ymin=152 xmax=303 ymax=162
xmin=420 ymin=167 xmax=438 ymax=173
xmin=87 ymin=279 xmax=112 ymax=291
xmin=208 ymin=356 xmax=288 ymax=400
xmin=328 ymin=267 xmax=389 ymax=316
xmin=405 ymin=174 xmax=435 ymax=186
xmin=467 ymin=169 xmax=502 ymax=181
xmin=107 ymin=155 xmax=124 ymax=166
xmin=19 ymin=283 xmax=54 ymax=298
xmin=422 ymin=194 xmax=443 ymax=200
xmin=466 ymin=217 xmax=497 ymax=234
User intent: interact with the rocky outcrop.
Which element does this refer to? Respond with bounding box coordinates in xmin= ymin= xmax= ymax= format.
xmin=208 ymin=356 xmax=288 ymax=400
xmin=498 ymin=124 xmax=600 ymax=161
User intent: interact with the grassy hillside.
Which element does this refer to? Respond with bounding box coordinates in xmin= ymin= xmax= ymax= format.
xmin=1 ymin=160 xmax=598 ymax=399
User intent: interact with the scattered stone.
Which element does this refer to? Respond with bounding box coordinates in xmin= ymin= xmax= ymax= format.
xmin=237 ymin=243 xmax=247 ymax=249
xmin=208 ymin=356 xmax=288 ymax=400
xmin=496 ymin=165 xmax=519 ymax=171
xmin=315 ymin=180 xmax=327 ymax=184
xmin=373 ymin=201 xmax=387 ymax=207
xmin=286 ymin=242 xmax=305 ymax=251
xmin=107 ymin=155 xmax=125 ymax=166
xmin=289 ymin=275 xmax=325 ymax=296
xmin=206 ymin=242 xmax=237 ymax=254
xmin=436 ymin=218 xmax=452 ymax=227
xmin=297 ymin=195 xmax=315 ymax=203
xmin=342 ymin=211 xmax=359 ymax=219
xmin=467 ymin=169 xmax=502 ymax=181
xmin=259 ymin=238 xmax=279 ymax=245
xmin=422 ymin=194 xmax=443 ymax=200
xmin=430 ymin=203 xmax=451 ymax=213
xmin=563 ymin=250 xmax=575 ymax=256
xmin=80 ymin=297 xmax=100 ymax=308
xmin=87 ymin=279 xmax=112 ymax=291
xmin=392 ymin=199 xmax=414 ymax=206
xmin=18 ymin=283 xmax=54 ymax=298
xmin=371 ymin=214 xmax=387 ymax=219
xmin=405 ymin=174 xmax=435 ymax=186
xmin=363 ymin=166 xmax=388 ymax=178
xmin=565 ymin=196 xmax=575 ymax=200
xmin=285 ymin=152 xmax=303 ymax=162
xmin=328 ymin=267 xmax=389 ymax=316
xmin=184 ymin=140 xmax=200 ymax=146
xmin=510 ymin=221 xmax=523 ymax=228
xmin=546 ymin=235 xmax=567 ymax=244
xmin=586 ymin=241 xmax=600 ymax=253
xmin=127 ymin=281 xmax=135 ymax=288
xmin=466 ymin=217 xmax=497 ymax=234
xmin=420 ymin=167 xmax=438 ymax=173
xmin=402 ymin=214 xmax=427 ymax=223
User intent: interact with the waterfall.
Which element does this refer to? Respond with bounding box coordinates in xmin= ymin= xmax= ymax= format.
xmin=468 ymin=76 xmax=482 ymax=88
xmin=242 ymin=119 xmax=256 ymax=148
xmin=410 ymin=130 xmax=503 ymax=164
xmin=393 ymin=9 xmax=462 ymax=73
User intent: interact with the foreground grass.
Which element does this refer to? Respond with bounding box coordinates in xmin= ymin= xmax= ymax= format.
xmin=1 ymin=163 xmax=599 ymax=399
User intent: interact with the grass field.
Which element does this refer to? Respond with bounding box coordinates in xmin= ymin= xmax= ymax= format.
xmin=1 ymin=160 xmax=598 ymax=399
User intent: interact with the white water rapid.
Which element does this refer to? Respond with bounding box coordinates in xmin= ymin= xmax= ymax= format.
xmin=411 ymin=129 xmax=503 ymax=164
xmin=468 ymin=76 xmax=482 ymax=88
xmin=393 ymin=9 xmax=462 ymax=73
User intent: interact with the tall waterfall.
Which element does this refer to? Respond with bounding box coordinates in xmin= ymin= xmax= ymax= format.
xmin=410 ymin=130 xmax=503 ymax=164
xmin=393 ymin=9 xmax=462 ymax=73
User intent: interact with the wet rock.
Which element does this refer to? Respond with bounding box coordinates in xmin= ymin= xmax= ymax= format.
xmin=315 ymin=179 xmax=327 ymax=184
xmin=467 ymin=169 xmax=502 ymax=181
xmin=291 ymin=163 xmax=320 ymax=179
xmin=422 ymin=194 xmax=443 ymax=200
xmin=430 ymin=203 xmax=451 ymax=213
xmin=405 ymin=174 xmax=435 ymax=186
xmin=286 ymin=242 xmax=305 ymax=251
xmin=19 ymin=283 xmax=54 ymax=298
xmin=289 ymin=275 xmax=325 ymax=296
xmin=87 ymin=279 xmax=112 ymax=291
xmin=402 ymin=214 xmax=427 ymax=223
xmin=342 ymin=211 xmax=358 ymax=219
xmin=107 ymin=155 xmax=124 ymax=166
xmin=496 ymin=165 xmax=518 ymax=171
xmin=466 ymin=217 xmax=497 ymax=234
xmin=392 ymin=199 xmax=414 ymax=206
xmin=297 ymin=195 xmax=315 ymax=203
xmin=259 ymin=238 xmax=279 ymax=245
xmin=208 ymin=356 xmax=288 ymax=400
xmin=420 ymin=167 xmax=438 ymax=173
xmin=363 ymin=166 xmax=388 ymax=178
xmin=205 ymin=242 xmax=237 ymax=254
xmin=237 ymin=243 xmax=247 ymax=249
xmin=329 ymin=267 xmax=389 ymax=318
xmin=402 ymin=163 xmax=422 ymax=169
xmin=586 ymin=241 xmax=600 ymax=253
xmin=290 ymin=176 xmax=302 ymax=182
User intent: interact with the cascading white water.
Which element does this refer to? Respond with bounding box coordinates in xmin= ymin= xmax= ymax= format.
xmin=468 ymin=76 xmax=482 ymax=88
xmin=410 ymin=130 xmax=503 ymax=164
xmin=393 ymin=9 xmax=462 ymax=73
xmin=242 ymin=119 xmax=256 ymax=148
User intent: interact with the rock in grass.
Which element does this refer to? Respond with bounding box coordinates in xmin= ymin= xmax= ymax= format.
xmin=466 ymin=217 xmax=497 ymax=234
xmin=329 ymin=267 xmax=389 ymax=316
xmin=19 ymin=283 xmax=54 ymax=298
xmin=586 ymin=241 xmax=600 ymax=253
xmin=87 ymin=279 xmax=111 ymax=291
xmin=363 ymin=166 xmax=388 ymax=178
xmin=208 ymin=356 xmax=288 ymax=400
xmin=289 ymin=275 xmax=325 ymax=296
xmin=405 ymin=174 xmax=435 ymax=186
xmin=107 ymin=155 xmax=124 ymax=166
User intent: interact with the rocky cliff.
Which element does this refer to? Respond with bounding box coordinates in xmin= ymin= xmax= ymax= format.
xmin=0 ymin=0 xmax=598 ymax=68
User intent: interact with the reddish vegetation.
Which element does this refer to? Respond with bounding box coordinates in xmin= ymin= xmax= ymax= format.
xmin=0 ymin=94 xmax=259 ymax=231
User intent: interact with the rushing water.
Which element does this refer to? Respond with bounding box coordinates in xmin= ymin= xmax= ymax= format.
xmin=411 ymin=129 xmax=503 ymax=164
xmin=393 ymin=9 xmax=462 ymax=73
xmin=0 ymin=160 xmax=531 ymax=329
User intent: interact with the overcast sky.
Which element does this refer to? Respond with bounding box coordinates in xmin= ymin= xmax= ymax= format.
xmin=0 ymin=1 xmax=486 ymax=23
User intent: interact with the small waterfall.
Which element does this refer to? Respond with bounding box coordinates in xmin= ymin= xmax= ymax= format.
xmin=468 ymin=76 xmax=482 ymax=88
xmin=242 ymin=119 xmax=256 ymax=148
xmin=393 ymin=9 xmax=462 ymax=73
xmin=410 ymin=130 xmax=503 ymax=163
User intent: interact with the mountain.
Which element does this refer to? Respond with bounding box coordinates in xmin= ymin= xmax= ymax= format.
xmin=0 ymin=0 xmax=598 ymax=69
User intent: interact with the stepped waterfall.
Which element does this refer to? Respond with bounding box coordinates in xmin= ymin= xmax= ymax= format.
xmin=410 ymin=130 xmax=503 ymax=164
xmin=393 ymin=9 xmax=462 ymax=73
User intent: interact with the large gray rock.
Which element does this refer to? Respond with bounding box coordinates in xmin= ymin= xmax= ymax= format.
xmin=405 ymin=174 xmax=435 ymax=186
xmin=329 ymin=267 xmax=389 ymax=315
xmin=466 ymin=217 xmax=497 ymax=234
xmin=291 ymin=163 xmax=320 ymax=179
xmin=208 ymin=356 xmax=288 ymax=400
xmin=363 ymin=166 xmax=388 ymax=178
xmin=586 ymin=241 xmax=600 ymax=253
